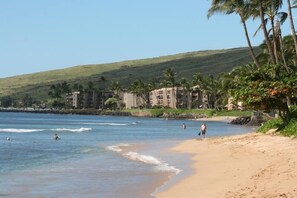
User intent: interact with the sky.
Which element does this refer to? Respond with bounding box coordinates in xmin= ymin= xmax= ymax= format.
xmin=0 ymin=0 xmax=296 ymax=78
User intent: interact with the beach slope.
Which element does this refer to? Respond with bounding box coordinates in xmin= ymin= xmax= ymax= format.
xmin=157 ymin=133 xmax=297 ymax=198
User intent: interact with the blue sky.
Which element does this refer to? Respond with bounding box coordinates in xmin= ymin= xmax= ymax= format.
xmin=0 ymin=0 xmax=295 ymax=78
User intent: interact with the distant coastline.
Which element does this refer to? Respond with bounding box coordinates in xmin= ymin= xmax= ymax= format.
xmin=0 ymin=107 xmax=256 ymax=126
xmin=0 ymin=107 xmax=131 ymax=116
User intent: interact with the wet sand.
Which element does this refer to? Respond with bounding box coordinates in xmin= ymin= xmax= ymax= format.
xmin=157 ymin=132 xmax=297 ymax=198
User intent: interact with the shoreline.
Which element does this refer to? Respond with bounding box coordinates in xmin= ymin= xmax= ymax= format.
xmin=156 ymin=132 xmax=297 ymax=198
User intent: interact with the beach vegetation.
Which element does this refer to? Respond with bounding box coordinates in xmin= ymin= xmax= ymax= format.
xmin=258 ymin=106 xmax=297 ymax=136
xmin=207 ymin=0 xmax=297 ymax=130
xmin=214 ymin=110 xmax=251 ymax=117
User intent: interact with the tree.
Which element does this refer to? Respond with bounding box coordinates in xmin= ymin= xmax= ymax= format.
xmin=161 ymin=68 xmax=177 ymax=108
xmin=61 ymin=81 xmax=71 ymax=94
xmin=109 ymin=81 xmax=122 ymax=96
xmin=109 ymin=81 xmax=122 ymax=108
xmin=0 ymin=96 xmax=13 ymax=107
xmin=208 ymin=0 xmax=260 ymax=68
xmin=180 ymin=77 xmax=192 ymax=109
xmin=104 ymin=97 xmax=118 ymax=110
xmin=162 ymin=68 xmax=176 ymax=87
xmin=250 ymin=0 xmax=277 ymax=64
xmin=22 ymin=94 xmax=33 ymax=107
xmin=287 ymin=0 xmax=297 ymax=58
xmin=230 ymin=63 xmax=297 ymax=124
xmin=129 ymin=80 xmax=149 ymax=105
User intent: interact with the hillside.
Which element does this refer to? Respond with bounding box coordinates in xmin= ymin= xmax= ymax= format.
xmin=0 ymin=47 xmax=258 ymax=100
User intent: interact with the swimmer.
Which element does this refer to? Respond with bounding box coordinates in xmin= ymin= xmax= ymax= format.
xmin=53 ymin=133 xmax=60 ymax=140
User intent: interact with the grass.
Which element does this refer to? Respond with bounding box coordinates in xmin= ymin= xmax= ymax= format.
xmin=215 ymin=110 xmax=252 ymax=117
xmin=0 ymin=47 xmax=258 ymax=101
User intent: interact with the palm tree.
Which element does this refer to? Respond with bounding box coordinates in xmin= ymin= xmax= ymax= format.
xmin=180 ymin=77 xmax=192 ymax=109
xmin=163 ymin=68 xmax=176 ymax=87
xmin=86 ymin=81 xmax=95 ymax=92
xmin=250 ymin=0 xmax=277 ymax=64
xmin=109 ymin=81 xmax=122 ymax=97
xmin=191 ymin=72 xmax=204 ymax=108
xmin=287 ymin=0 xmax=297 ymax=57
xmin=263 ymin=1 xmax=287 ymax=65
xmin=162 ymin=68 xmax=177 ymax=108
xmin=208 ymin=0 xmax=260 ymax=68
xmin=129 ymin=80 xmax=149 ymax=106
xmin=109 ymin=81 xmax=122 ymax=108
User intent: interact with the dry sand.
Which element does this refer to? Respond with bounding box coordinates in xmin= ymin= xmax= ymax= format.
xmin=157 ymin=132 xmax=297 ymax=198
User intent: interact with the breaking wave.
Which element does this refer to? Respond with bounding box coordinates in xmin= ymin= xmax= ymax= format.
xmin=107 ymin=144 xmax=181 ymax=174
xmin=106 ymin=144 xmax=130 ymax=152
xmin=0 ymin=128 xmax=44 ymax=133
xmin=123 ymin=152 xmax=181 ymax=174
xmin=83 ymin=122 xmax=134 ymax=126
xmin=51 ymin=128 xmax=92 ymax=132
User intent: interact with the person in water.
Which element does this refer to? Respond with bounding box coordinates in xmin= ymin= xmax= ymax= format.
xmin=53 ymin=133 xmax=60 ymax=140
xmin=182 ymin=123 xmax=186 ymax=130
xmin=200 ymin=123 xmax=207 ymax=138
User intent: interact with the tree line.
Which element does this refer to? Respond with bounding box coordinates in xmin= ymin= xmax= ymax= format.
xmin=208 ymin=0 xmax=297 ymax=124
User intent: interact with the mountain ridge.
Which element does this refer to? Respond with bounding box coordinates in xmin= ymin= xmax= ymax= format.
xmin=0 ymin=47 xmax=258 ymax=100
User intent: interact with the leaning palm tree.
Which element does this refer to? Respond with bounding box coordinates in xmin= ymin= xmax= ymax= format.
xmin=287 ymin=0 xmax=297 ymax=58
xmin=208 ymin=0 xmax=260 ymax=68
xmin=256 ymin=0 xmax=287 ymax=65
xmin=250 ymin=0 xmax=277 ymax=64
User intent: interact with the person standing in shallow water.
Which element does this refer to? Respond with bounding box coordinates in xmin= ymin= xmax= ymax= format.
xmin=182 ymin=123 xmax=186 ymax=130
xmin=200 ymin=123 xmax=207 ymax=138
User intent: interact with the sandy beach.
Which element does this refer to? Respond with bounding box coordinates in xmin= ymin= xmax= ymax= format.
xmin=157 ymin=132 xmax=297 ymax=198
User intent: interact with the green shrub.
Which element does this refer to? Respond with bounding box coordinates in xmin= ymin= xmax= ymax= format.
xmin=280 ymin=118 xmax=297 ymax=137
xmin=257 ymin=118 xmax=282 ymax=133
xmin=215 ymin=110 xmax=252 ymax=117
xmin=150 ymin=109 xmax=164 ymax=117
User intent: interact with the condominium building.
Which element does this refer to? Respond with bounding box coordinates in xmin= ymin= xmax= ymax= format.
xmin=149 ymin=87 xmax=178 ymax=108
xmin=149 ymin=86 xmax=211 ymax=109
xmin=67 ymin=91 xmax=113 ymax=109
xmin=123 ymin=92 xmax=147 ymax=109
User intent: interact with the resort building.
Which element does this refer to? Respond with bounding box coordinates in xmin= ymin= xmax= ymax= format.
xmin=149 ymin=87 xmax=179 ymax=108
xmin=123 ymin=92 xmax=147 ymax=109
xmin=227 ymin=97 xmax=245 ymax=110
xmin=67 ymin=91 xmax=113 ymax=109
xmin=149 ymin=86 xmax=213 ymax=109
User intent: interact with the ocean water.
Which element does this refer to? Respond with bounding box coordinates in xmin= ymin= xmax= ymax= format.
xmin=0 ymin=112 xmax=254 ymax=198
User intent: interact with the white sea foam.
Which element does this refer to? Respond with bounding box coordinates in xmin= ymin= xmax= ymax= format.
xmin=124 ymin=152 xmax=161 ymax=165
xmin=51 ymin=128 xmax=92 ymax=132
xmin=123 ymin=152 xmax=181 ymax=174
xmin=83 ymin=122 xmax=130 ymax=126
xmin=106 ymin=144 xmax=130 ymax=152
xmin=80 ymin=148 xmax=93 ymax=153
xmin=0 ymin=128 xmax=44 ymax=133
xmin=155 ymin=163 xmax=182 ymax=174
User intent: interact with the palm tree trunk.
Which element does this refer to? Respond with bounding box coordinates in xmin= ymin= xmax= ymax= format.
xmin=259 ymin=2 xmax=276 ymax=64
xmin=187 ymin=91 xmax=192 ymax=110
xmin=241 ymin=17 xmax=261 ymax=68
xmin=271 ymin=17 xmax=280 ymax=64
xmin=279 ymin=32 xmax=290 ymax=73
xmin=287 ymin=0 xmax=297 ymax=58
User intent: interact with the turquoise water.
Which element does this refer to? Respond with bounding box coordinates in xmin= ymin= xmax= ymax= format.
xmin=0 ymin=112 xmax=254 ymax=197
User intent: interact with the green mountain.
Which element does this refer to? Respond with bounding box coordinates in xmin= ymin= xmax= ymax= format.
xmin=0 ymin=47 xmax=258 ymax=101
